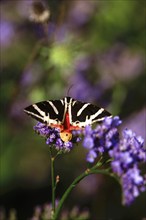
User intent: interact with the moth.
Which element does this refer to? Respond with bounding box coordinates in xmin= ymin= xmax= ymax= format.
xmin=24 ymin=97 xmax=111 ymax=142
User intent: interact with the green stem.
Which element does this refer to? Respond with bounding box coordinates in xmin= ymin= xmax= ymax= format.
xmin=50 ymin=153 xmax=56 ymax=216
xmin=53 ymin=168 xmax=115 ymax=220
xmin=52 ymin=158 xmax=55 ymax=211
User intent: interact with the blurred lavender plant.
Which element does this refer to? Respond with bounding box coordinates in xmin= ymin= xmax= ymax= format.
xmin=68 ymin=0 xmax=97 ymax=27
xmin=30 ymin=202 xmax=90 ymax=220
xmin=70 ymin=55 xmax=103 ymax=102
xmin=0 ymin=20 xmax=15 ymax=47
xmin=0 ymin=208 xmax=17 ymax=220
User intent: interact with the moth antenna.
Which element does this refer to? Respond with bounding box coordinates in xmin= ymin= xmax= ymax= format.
xmin=67 ymin=85 xmax=74 ymax=97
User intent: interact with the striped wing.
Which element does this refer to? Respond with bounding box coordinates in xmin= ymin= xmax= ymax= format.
xmin=70 ymin=99 xmax=111 ymax=127
xmin=24 ymin=99 xmax=65 ymax=125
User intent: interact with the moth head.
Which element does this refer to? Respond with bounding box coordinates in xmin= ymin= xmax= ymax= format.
xmin=60 ymin=131 xmax=72 ymax=142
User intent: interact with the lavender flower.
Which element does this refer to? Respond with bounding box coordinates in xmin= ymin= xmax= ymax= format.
xmin=86 ymin=150 xmax=97 ymax=163
xmin=110 ymin=129 xmax=146 ymax=171
xmin=34 ymin=122 xmax=51 ymax=136
xmin=33 ymin=122 xmax=80 ymax=153
xmin=83 ymin=116 xmax=121 ymax=162
xmin=83 ymin=135 xmax=94 ymax=149
xmin=68 ymin=0 xmax=96 ymax=27
xmin=110 ymin=128 xmax=146 ymax=205
xmin=121 ymin=166 xmax=146 ymax=205
xmin=82 ymin=116 xmax=146 ymax=205
xmin=70 ymin=55 xmax=102 ymax=102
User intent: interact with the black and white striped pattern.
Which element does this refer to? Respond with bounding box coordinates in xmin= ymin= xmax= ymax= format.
xmin=24 ymin=97 xmax=111 ymax=127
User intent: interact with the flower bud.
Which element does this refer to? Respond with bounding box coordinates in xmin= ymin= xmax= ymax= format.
xmin=56 ymin=175 xmax=60 ymax=184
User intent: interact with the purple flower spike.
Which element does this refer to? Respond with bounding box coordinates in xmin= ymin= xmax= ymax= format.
xmin=34 ymin=122 xmax=51 ymax=136
xmin=82 ymin=116 xmax=146 ymax=205
xmin=83 ymin=116 xmax=121 ymax=163
xmin=121 ymin=166 xmax=145 ymax=205
xmin=33 ymin=122 xmax=80 ymax=153
xmin=104 ymin=116 xmax=122 ymax=128
xmin=109 ymin=128 xmax=146 ymax=205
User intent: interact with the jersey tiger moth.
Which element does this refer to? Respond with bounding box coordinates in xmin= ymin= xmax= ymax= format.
xmin=24 ymin=97 xmax=111 ymax=142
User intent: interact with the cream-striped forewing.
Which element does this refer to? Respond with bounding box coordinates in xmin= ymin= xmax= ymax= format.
xmin=24 ymin=97 xmax=111 ymax=129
